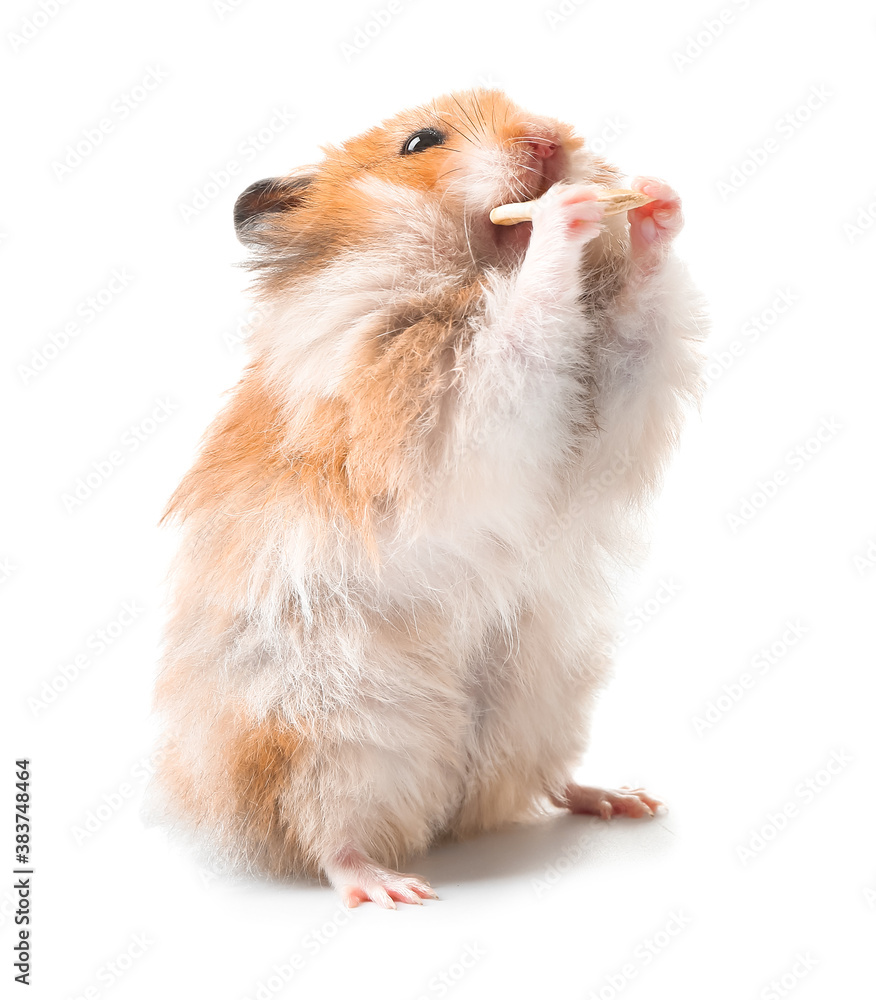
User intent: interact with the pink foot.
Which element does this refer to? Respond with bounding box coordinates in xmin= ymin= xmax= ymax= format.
xmin=323 ymin=845 xmax=438 ymax=909
xmin=628 ymin=176 xmax=683 ymax=267
xmin=553 ymin=783 xmax=663 ymax=820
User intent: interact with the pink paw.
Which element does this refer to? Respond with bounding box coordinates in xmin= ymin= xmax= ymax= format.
xmin=324 ymin=846 xmax=438 ymax=910
xmin=628 ymin=177 xmax=683 ymax=263
xmin=531 ymin=183 xmax=607 ymax=246
xmin=558 ymin=783 xmax=664 ymax=820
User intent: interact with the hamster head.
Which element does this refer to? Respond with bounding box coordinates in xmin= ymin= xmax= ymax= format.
xmin=223 ymin=90 xmax=628 ymax=488
xmin=233 ymin=89 xmax=618 ymax=289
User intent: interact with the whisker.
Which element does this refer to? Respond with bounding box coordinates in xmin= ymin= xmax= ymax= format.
xmin=509 ymin=177 xmax=528 ymax=204
xmin=482 ymin=92 xmax=496 ymax=135
xmin=506 ymin=135 xmax=555 ymax=146
xmin=461 ymin=205 xmax=477 ymax=270
xmin=472 ymin=91 xmax=489 ymax=134
xmin=433 ymin=112 xmax=476 ymax=146
xmin=436 ymin=166 xmax=464 ymax=184
xmin=433 ymin=109 xmax=473 ymax=140
xmin=450 ymin=95 xmax=484 ymax=140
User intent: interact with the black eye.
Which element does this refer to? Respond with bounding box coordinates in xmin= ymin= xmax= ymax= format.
xmin=401 ymin=128 xmax=445 ymax=155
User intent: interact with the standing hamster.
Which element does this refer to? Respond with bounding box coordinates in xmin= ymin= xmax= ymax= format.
xmin=150 ymin=89 xmax=706 ymax=907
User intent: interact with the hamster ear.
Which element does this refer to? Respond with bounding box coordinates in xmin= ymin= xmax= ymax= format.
xmin=233 ymin=170 xmax=315 ymax=245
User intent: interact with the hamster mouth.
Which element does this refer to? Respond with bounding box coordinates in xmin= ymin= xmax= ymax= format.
xmin=491 ymin=219 xmax=533 ymax=256
xmin=487 ymin=184 xmax=548 ymax=257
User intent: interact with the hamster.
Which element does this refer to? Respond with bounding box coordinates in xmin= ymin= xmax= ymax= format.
xmin=149 ymin=89 xmax=706 ymax=908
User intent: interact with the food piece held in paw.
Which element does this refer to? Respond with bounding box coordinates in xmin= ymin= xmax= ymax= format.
xmin=490 ymin=187 xmax=656 ymax=226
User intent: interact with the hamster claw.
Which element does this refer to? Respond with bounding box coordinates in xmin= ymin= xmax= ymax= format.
xmin=326 ymin=847 xmax=439 ymax=909
xmin=557 ymin=783 xmax=664 ymax=819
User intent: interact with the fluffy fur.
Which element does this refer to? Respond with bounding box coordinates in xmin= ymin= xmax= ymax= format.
xmin=148 ymin=89 xmax=706 ymax=903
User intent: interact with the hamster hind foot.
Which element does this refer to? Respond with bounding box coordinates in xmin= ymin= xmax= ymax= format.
xmin=552 ymin=783 xmax=663 ymax=820
xmin=323 ymin=845 xmax=439 ymax=909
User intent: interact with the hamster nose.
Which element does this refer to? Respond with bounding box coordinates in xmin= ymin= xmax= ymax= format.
xmin=523 ymin=138 xmax=559 ymax=159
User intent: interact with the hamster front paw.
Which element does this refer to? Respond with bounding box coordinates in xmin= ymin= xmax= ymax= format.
xmin=628 ymin=177 xmax=683 ymax=268
xmin=530 ymin=183 xmax=607 ymax=248
xmin=323 ymin=845 xmax=439 ymax=909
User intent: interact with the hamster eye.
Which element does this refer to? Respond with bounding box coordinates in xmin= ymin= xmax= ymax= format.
xmin=401 ymin=128 xmax=445 ymax=155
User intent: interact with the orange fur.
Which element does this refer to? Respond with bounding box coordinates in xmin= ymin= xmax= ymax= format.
xmin=154 ymin=661 xmax=315 ymax=876
xmin=164 ymin=280 xmax=485 ymax=546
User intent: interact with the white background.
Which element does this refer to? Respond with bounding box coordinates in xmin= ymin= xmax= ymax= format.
xmin=4 ymin=0 xmax=876 ymax=997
